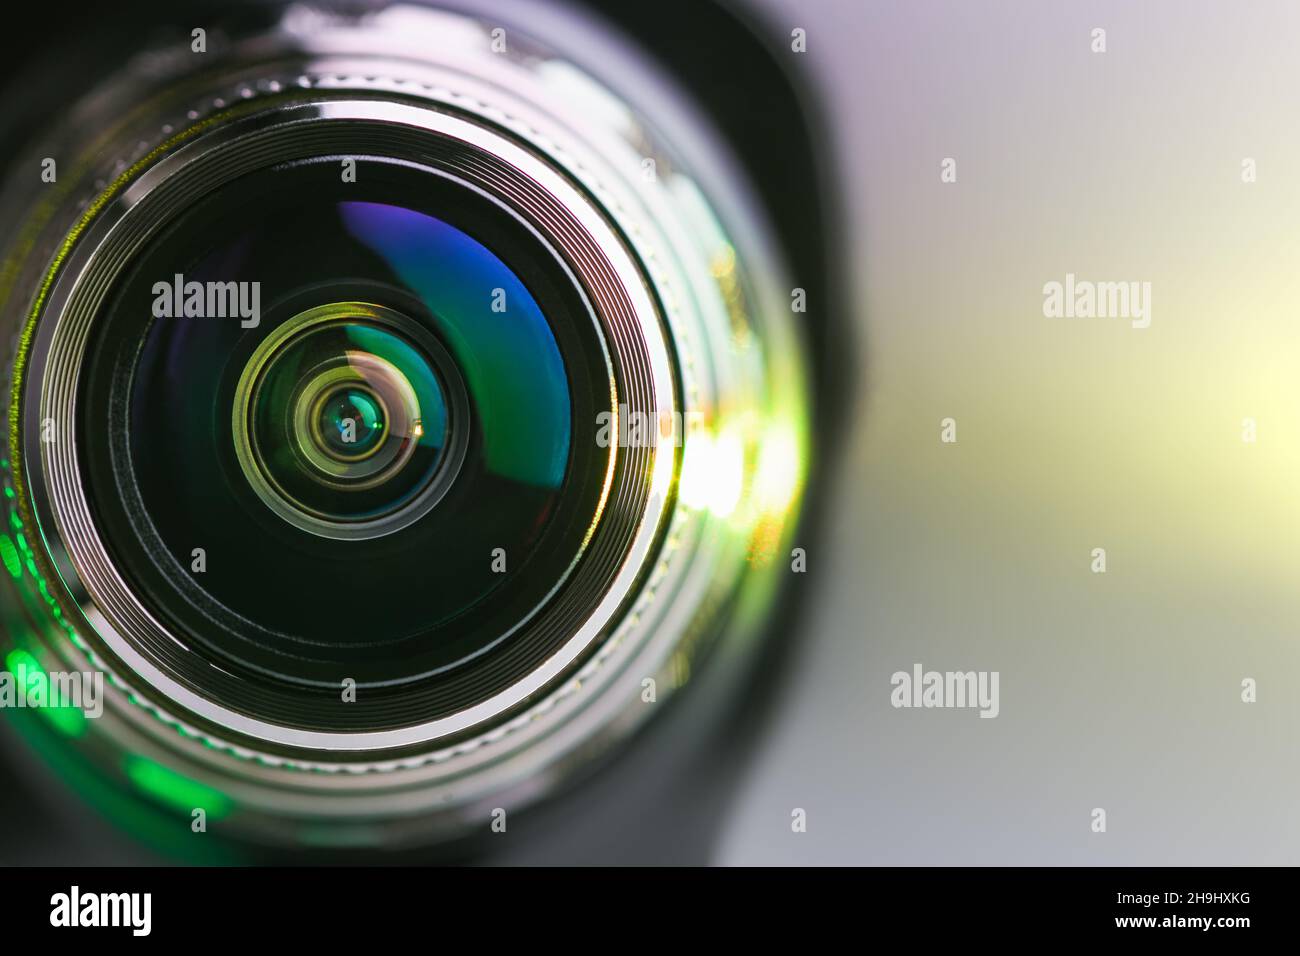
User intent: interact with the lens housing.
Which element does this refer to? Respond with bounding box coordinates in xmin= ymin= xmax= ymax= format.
xmin=0 ymin=2 xmax=810 ymax=850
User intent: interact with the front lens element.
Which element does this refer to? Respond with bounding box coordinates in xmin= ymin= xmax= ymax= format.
xmin=73 ymin=158 xmax=617 ymax=699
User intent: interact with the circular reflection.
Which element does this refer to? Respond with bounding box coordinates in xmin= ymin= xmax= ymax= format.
xmin=233 ymin=303 xmax=461 ymax=539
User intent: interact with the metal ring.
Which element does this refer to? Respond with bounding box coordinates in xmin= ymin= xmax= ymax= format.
xmin=21 ymin=99 xmax=677 ymax=751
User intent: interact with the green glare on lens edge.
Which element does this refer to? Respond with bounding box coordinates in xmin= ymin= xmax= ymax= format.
xmin=124 ymin=756 xmax=233 ymax=821
xmin=4 ymin=648 xmax=87 ymax=737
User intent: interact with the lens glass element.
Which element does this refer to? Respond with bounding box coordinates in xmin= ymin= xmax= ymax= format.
xmin=78 ymin=159 xmax=612 ymax=702
xmin=233 ymin=303 xmax=461 ymax=538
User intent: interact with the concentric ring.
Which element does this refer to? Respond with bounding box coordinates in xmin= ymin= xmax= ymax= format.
xmin=233 ymin=300 xmax=465 ymax=540
xmin=21 ymin=99 xmax=677 ymax=750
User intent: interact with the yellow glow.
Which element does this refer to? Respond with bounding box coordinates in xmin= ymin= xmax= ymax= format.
xmin=753 ymin=422 xmax=802 ymax=512
xmin=679 ymin=426 xmax=745 ymax=518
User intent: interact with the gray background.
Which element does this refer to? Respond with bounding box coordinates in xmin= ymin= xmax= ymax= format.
xmin=719 ymin=0 xmax=1300 ymax=864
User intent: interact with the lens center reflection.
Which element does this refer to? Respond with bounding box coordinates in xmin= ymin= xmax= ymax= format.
xmin=315 ymin=385 xmax=388 ymax=462
xmin=233 ymin=302 xmax=463 ymax=540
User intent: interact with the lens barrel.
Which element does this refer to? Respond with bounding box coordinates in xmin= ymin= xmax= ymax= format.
xmin=0 ymin=2 xmax=810 ymax=850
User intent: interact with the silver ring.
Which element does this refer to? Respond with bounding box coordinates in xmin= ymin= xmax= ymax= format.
xmin=22 ymin=99 xmax=677 ymax=751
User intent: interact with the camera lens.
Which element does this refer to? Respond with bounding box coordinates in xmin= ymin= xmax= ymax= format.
xmin=0 ymin=3 xmax=811 ymax=850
